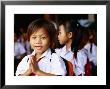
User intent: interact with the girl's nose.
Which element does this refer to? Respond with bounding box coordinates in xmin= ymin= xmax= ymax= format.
xmin=35 ymin=38 xmax=42 ymax=44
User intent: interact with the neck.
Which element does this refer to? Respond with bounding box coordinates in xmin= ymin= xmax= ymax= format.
xmin=66 ymin=39 xmax=72 ymax=51
xmin=35 ymin=53 xmax=42 ymax=60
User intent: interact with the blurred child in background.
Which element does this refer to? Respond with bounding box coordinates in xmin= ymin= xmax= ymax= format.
xmin=14 ymin=32 xmax=26 ymax=75
xmin=73 ymin=19 xmax=97 ymax=76
xmin=84 ymin=22 xmax=97 ymax=75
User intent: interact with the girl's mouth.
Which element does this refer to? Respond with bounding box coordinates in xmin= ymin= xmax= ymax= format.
xmin=34 ymin=46 xmax=43 ymax=50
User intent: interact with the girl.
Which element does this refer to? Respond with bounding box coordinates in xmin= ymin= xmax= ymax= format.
xmin=56 ymin=18 xmax=96 ymax=76
xmin=55 ymin=19 xmax=78 ymax=76
xmin=83 ymin=22 xmax=97 ymax=75
xmin=16 ymin=19 xmax=66 ymax=76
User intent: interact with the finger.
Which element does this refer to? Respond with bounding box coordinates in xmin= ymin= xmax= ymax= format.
xmin=31 ymin=59 xmax=35 ymax=65
xmin=32 ymin=55 xmax=36 ymax=60
xmin=30 ymin=56 xmax=34 ymax=60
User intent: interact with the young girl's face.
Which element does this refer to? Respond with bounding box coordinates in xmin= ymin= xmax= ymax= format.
xmin=30 ymin=28 xmax=50 ymax=54
xmin=58 ymin=25 xmax=70 ymax=45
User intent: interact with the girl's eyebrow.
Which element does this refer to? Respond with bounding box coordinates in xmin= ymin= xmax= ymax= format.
xmin=32 ymin=34 xmax=47 ymax=37
xmin=39 ymin=34 xmax=48 ymax=37
xmin=41 ymin=34 xmax=47 ymax=36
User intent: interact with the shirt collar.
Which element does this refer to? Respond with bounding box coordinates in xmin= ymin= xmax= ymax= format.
xmin=84 ymin=43 xmax=91 ymax=50
xmin=61 ymin=45 xmax=71 ymax=56
xmin=31 ymin=48 xmax=51 ymax=59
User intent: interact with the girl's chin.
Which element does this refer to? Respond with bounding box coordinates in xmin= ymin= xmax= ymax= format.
xmin=60 ymin=42 xmax=64 ymax=45
xmin=35 ymin=50 xmax=42 ymax=53
xmin=35 ymin=50 xmax=44 ymax=54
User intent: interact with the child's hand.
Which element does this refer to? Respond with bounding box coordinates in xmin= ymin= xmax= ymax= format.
xmin=29 ymin=55 xmax=39 ymax=74
xmin=25 ymin=68 xmax=32 ymax=75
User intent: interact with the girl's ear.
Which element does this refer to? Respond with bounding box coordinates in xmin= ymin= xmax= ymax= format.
xmin=68 ymin=32 xmax=73 ymax=39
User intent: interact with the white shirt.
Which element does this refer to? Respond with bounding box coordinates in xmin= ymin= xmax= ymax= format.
xmin=84 ymin=43 xmax=97 ymax=66
xmin=16 ymin=48 xmax=66 ymax=76
xmin=73 ymin=43 xmax=97 ymax=76
xmin=14 ymin=41 xmax=26 ymax=59
xmin=55 ymin=45 xmax=73 ymax=62
xmin=73 ymin=49 xmax=87 ymax=76
xmin=55 ymin=46 xmax=75 ymax=75
xmin=55 ymin=45 xmax=88 ymax=76
xmin=55 ymin=44 xmax=97 ymax=76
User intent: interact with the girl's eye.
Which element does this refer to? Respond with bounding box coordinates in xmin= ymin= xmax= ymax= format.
xmin=42 ymin=37 xmax=46 ymax=39
xmin=32 ymin=37 xmax=36 ymax=39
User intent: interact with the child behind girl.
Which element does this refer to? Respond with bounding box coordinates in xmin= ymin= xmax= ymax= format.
xmin=73 ymin=20 xmax=97 ymax=76
xmin=14 ymin=32 xmax=26 ymax=75
xmin=84 ymin=22 xmax=97 ymax=75
xmin=16 ymin=19 xmax=66 ymax=76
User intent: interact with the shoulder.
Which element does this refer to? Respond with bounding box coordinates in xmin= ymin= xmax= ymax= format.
xmin=20 ymin=55 xmax=30 ymax=63
xmin=50 ymin=50 xmax=64 ymax=63
xmin=77 ymin=48 xmax=88 ymax=60
xmin=21 ymin=51 xmax=35 ymax=62
xmin=55 ymin=46 xmax=66 ymax=54
xmin=81 ymin=48 xmax=88 ymax=55
xmin=51 ymin=52 xmax=60 ymax=60
xmin=55 ymin=48 xmax=61 ymax=53
xmin=92 ymin=43 xmax=97 ymax=49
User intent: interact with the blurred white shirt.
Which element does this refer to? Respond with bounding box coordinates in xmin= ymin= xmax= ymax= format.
xmin=73 ymin=49 xmax=87 ymax=76
xmin=14 ymin=41 xmax=26 ymax=59
xmin=74 ymin=43 xmax=97 ymax=75
xmin=84 ymin=43 xmax=97 ymax=66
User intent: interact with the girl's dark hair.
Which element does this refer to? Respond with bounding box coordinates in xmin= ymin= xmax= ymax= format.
xmin=88 ymin=22 xmax=97 ymax=53
xmin=78 ymin=29 xmax=89 ymax=50
xmin=27 ymin=19 xmax=56 ymax=48
xmin=58 ymin=19 xmax=77 ymax=33
xmin=57 ymin=19 xmax=78 ymax=48
xmin=73 ymin=28 xmax=89 ymax=59
xmin=73 ymin=21 xmax=97 ymax=58
xmin=88 ymin=22 xmax=97 ymax=45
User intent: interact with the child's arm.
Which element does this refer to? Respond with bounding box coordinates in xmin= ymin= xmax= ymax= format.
xmin=34 ymin=70 xmax=56 ymax=76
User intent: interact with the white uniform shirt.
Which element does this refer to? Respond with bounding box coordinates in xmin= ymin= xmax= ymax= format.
xmin=55 ymin=45 xmax=88 ymax=76
xmin=73 ymin=49 xmax=87 ymax=76
xmin=16 ymin=48 xmax=66 ymax=76
xmin=55 ymin=46 xmax=73 ymax=62
xmin=84 ymin=43 xmax=97 ymax=66
xmin=55 ymin=46 xmax=75 ymax=75
xmin=73 ymin=43 xmax=97 ymax=75
xmin=14 ymin=41 xmax=26 ymax=59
